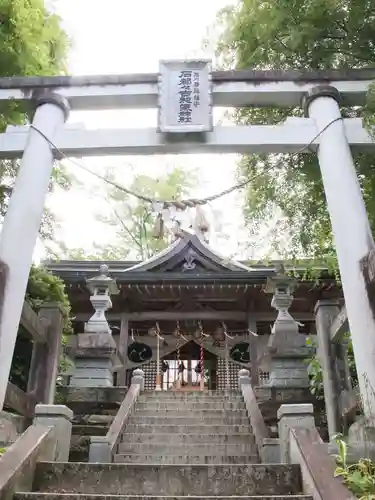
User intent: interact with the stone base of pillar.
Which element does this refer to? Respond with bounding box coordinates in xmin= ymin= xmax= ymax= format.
xmin=267 ymin=354 xmax=310 ymax=388
xmin=70 ymin=358 xmax=114 ymax=387
xmin=70 ymin=333 xmax=116 ymax=388
xmin=278 ymin=403 xmax=315 ymax=463
xmin=261 ymin=345 xmax=311 ymax=389
xmin=0 ymin=411 xmax=24 ymax=446
xmin=345 ymin=416 xmax=375 ymax=461
xmin=33 ymin=404 xmax=73 ymax=462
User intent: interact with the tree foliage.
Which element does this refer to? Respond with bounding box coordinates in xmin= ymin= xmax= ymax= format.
xmin=306 ymin=334 xmax=358 ymax=401
xmin=0 ymin=0 xmax=68 ymax=128
xmin=61 ymin=167 xmax=197 ymax=261
xmin=215 ymin=0 xmax=375 ymax=258
xmin=334 ymin=434 xmax=375 ymax=497
xmin=0 ymin=0 xmax=71 ymax=240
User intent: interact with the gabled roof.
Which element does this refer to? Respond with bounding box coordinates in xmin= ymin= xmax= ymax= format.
xmin=124 ymin=231 xmax=253 ymax=274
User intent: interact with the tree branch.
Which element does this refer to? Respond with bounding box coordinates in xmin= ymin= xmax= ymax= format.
xmin=274 ymin=36 xmax=294 ymax=53
xmin=111 ymin=206 xmax=143 ymax=251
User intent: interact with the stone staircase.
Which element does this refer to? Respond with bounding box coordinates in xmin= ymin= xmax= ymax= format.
xmin=14 ymin=391 xmax=312 ymax=500
xmin=117 ymin=390 xmax=259 ymax=464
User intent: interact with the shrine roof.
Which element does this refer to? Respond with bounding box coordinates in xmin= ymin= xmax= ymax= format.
xmin=122 ymin=232 xmax=253 ymax=273
xmin=45 ymin=232 xmax=335 ymax=286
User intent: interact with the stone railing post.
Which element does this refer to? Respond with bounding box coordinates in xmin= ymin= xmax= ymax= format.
xmin=33 ymin=404 xmax=73 ymax=462
xmin=314 ymin=300 xmax=342 ymax=440
xmin=89 ymin=368 xmax=145 ymax=463
xmin=28 ymin=303 xmax=64 ymax=405
xmin=238 ymin=368 xmax=251 ymax=388
xmin=131 ymin=368 xmax=145 ymax=391
xmin=278 ymin=403 xmax=315 ymax=463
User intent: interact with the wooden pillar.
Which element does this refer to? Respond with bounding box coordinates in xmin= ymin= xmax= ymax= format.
xmin=187 ymin=359 xmax=193 ymax=385
xmin=27 ymin=303 xmax=64 ymax=404
xmin=117 ymin=313 xmax=129 ymax=386
xmin=314 ymin=300 xmax=341 ymax=439
xmin=247 ymin=316 xmax=259 ymax=386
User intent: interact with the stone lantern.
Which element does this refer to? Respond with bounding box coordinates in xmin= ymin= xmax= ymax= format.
xmin=86 ymin=264 xmax=118 ymax=334
xmin=261 ymin=263 xmax=311 ymax=388
xmin=70 ymin=265 xmax=119 ymax=387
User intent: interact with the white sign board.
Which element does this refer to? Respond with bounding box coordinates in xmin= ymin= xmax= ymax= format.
xmin=158 ymin=59 xmax=212 ymax=134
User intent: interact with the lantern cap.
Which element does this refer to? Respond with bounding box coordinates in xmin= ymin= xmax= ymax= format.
xmin=264 ymin=261 xmax=296 ymax=294
xmin=86 ymin=264 xmax=119 ymax=295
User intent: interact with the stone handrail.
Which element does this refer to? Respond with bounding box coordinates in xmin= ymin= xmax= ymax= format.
xmin=238 ymin=369 xmax=280 ymax=463
xmin=89 ymin=369 xmax=144 ymax=462
xmin=0 ymin=404 xmax=73 ymax=500
xmin=278 ymin=404 xmax=355 ymax=500
xmin=0 ymin=425 xmax=56 ymax=500
xmin=5 ymin=382 xmax=38 ymax=419
xmin=241 ymin=383 xmax=269 ymax=449
xmin=290 ymin=427 xmax=355 ymax=500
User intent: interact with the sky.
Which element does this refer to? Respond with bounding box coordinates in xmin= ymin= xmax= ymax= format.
xmin=40 ymin=0 xmax=258 ymax=261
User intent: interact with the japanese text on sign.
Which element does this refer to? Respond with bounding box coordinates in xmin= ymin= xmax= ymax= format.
xmin=178 ymin=71 xmax=201 ymax=124
xmin=158 ymin=60 xmax=212 ymax=133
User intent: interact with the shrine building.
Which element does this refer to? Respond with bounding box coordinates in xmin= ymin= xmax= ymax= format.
xmin=46 ymin=231 xmax=342 ymax=392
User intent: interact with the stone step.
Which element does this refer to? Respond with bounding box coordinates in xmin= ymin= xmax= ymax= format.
xmin=123 ymin=424 xmax=252 ymax=434
xmin=33 ymin=462 xmax=303 ymax=496
xmin=138 ymin=393 xmax=242 ymax=401
xmin=135 ymin=402 xmax=246 ymax=410
xmin=121 ymin=433 xmax=256 ymax=444
xmin=128 ymin=416 xmax=249 ymax=425
xmin=117 ymin=442 xmax=257 ymax=455
xmin=16 ymin=494 xmax=313 ymax=500
xmin=136 ymin=401 xmax=245 ymax=406
xmin=72 ymin=425 xmax=109 ymax=436
xmin=136 ymin=401 xmax=244 ymax=406
xmin=138 ymin=391 xmax=242 ymax=396
xmin=137 ymin=392 xmax=243 ymax=403
xmin=114 ymin=454 xmax=259 ymax=464
xmin=138 ymin=392 xmax=243 ymax=403
xmin=142 ymin=390 xmax=241 ymax=396
xmin=73 ymin=414 xmax=114 ymax=425
xmin=136 ymin=400 xmax=244 ymax=407
xmin=132 ymin=409 xmax=248 ymax=418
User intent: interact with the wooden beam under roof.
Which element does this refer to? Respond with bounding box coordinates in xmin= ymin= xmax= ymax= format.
xmin=74 ymin=310 xmax=315 ymax=322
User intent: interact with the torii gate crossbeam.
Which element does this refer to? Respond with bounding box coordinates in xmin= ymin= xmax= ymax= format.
xmin=0 ymin=68 xmax=372 ymax=109
xmin=1 ymin=119 xmax=373 ymax=157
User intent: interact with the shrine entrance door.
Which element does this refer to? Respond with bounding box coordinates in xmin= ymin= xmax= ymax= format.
xmin=161 ymin=341 xmax=217 ymax=391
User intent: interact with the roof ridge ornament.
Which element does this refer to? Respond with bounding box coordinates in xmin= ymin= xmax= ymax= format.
xmin=182 ymin=250 xmax=196 ymax=271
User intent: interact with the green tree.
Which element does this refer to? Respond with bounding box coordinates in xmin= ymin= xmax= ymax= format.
xmin=214 ymin=0 xmax=375 ymax=258
xmin=59 ymin=167 xmax=197 ymax=261
xmin=0 ymin=0 xmax=71 ymax=240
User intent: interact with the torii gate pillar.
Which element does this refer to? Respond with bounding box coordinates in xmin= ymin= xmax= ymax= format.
xmin=305 ymin=86 xmax=375 ymax=419
xmin=0 ymin=92 xmax=69 ymax=410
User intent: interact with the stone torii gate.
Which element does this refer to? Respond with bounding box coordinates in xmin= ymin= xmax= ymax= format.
xmin=0 ymin=63 xmax=374 ymax=422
